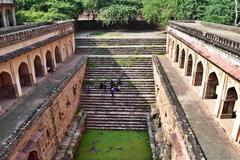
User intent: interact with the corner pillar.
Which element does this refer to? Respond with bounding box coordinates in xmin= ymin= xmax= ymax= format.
xmin=2 ymin=8 xmax=8 ymax=27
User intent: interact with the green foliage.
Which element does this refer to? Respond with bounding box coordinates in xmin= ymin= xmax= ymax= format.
xmin=200 ymin=0 xmax=235 ymax=25
xmin=141 ymin=0 xmax=236 ymax=25
xmin=16 ymin=0 xmax=83 ymax=23
xmin=100 ymin=4 xmax=138 ymax=25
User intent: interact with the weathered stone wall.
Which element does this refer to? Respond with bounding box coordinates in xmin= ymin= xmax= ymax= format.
xmin=152 ymin=56 xmax=205 ymax=160
xmin=5 ymin=60 xmax=86 ymax=160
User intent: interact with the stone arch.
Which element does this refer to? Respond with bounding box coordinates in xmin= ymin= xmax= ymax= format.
xmin=193 ymin=61 xmax=204 ymax=86
xmin=174 ymin=45 xmax=179 ymax=62
xmin=27 ymin=150 xmax=40 ymax=160
xmin=54 ymin=46 xmax=62 ymax=63
xmin=179 ymin=49 xmax=186 ymax=68
xmin=34 ymin=55 xmax=44 ymax=78
xmin=6 ymin=9 xmax=14 ymax=26
xmin=221 ymin=87 xmax=238 ymax=119
xmin=18 ymin=62 xmax=33 ymax=87
xmin=186 ymin=54 xmax=193 ymax=76
xmin=46 ymin=50 xmax=54 ymax=73
xmin=0 ymin=71 xmax=17 ymax=99
xmin=204 ymin=72 xmax=219 ymax=99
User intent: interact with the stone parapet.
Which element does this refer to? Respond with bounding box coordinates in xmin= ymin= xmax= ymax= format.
xmin=0 ymin=56 xmax=87 ymax=159
xmin=168 ymin=21 xmax=240 ymax=58
xmin=152 ymin=55 xmax=205 ymax=160
xmin=0 ymin=21 xmax=74 ymax=48
xmin=0 ymin=30 xmax=73 ymax=62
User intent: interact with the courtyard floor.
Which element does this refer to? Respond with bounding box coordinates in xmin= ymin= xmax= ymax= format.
xmin=75 ymin=130 xmax=152 ymax=160
xmin=159 ymin=55 xmax=240 ymax=160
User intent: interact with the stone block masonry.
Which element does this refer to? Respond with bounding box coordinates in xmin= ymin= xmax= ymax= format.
xmin=0 ymin=55 xmax=87 ymax=159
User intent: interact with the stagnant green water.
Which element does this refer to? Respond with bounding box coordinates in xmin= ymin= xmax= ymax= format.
xmin=75 ymin=130 xmax=152 ymax=160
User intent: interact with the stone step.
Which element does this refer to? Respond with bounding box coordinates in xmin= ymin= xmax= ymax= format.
xmin=75 ymin=38 xmax=166 ymax=46
xmin=86 ymin=111 xmax=148 ymax=115
xmin=87 ymin=114 xmax=146 ymax=119
xmin=85 ymin=126 xmax=147 ymax=131
xmin=86 ymin=117 xmax=146 ymax=122
xmin=80 ymin=102 xmax=151 ymax=107
xmin=82 ymin=105 xmax=150 ymax=109
xmin=84 ymin=107 xmax=150 ymax=112
xmin=76 ymin=47 xmax=165 ymax=55
xmin=81 ymin=90 xmax=154 ymax=94
xmin=86 ymin=120 xmax=147 ymax=125
xmin=85 ymin=123 xmax=147 ymax=129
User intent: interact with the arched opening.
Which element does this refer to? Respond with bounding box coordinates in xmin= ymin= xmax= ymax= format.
xmin=6 ymin=9 xmax=14 ymax=26
xmin=186 ymin=54 xmax=193 ymax=76
xmin=55 ymin=46 xmax=61 ymax=63
xmin=34 ymin=56 xmax=44 ymax=78
xmin=179 ymin=49 xmax=185 ymax=68
xmin=221 ymin=87 xmax=238 ymax=119
xmin=0 ymin=11 xmax=3 ymax=28
xmin=27 ymin=150 xmax=40 ymax=160
xmin=18 ymin=62 xmax=33 ymax=88
xmin=193 ymin=62 xmax=204 ymax=86
xmin=46 ymin=51 xmax=54 ymax=73
xmin=0 ymin=72 xmax=16 ymax=99
xmin=204 ymin=72 xmax=219 ymax=99
xmin=174 ymin=45 xmax=179 ymax=62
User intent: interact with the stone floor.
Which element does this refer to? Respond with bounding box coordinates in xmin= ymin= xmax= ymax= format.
xmin=159 ymin=55 xmax=240 ymax=160
xmin=0 ymin=55 xmax=86 ymax=144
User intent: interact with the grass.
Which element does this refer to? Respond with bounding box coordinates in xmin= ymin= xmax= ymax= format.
xmin=89 ymin=31 xmax=122 ymax=38
xmin=115 ymin=57 xmax=147 ymax=67
xmin=75 ymin=130 xmax=152 ymax=160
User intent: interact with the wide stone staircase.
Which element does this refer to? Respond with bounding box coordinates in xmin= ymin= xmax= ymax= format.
xmin=76 ymin=38 xmax=166 ymax=55
xmin=77 ymin=36 xmax=161 ymax=130
xmin=79 ymin=57 xmax=155 ymax=130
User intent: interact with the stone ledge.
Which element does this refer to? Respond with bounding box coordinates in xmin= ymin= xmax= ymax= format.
xmin=0 ymin=21 xmax=73 ymax=48
xmin=0 ymin=30 xmax=73 ymax=63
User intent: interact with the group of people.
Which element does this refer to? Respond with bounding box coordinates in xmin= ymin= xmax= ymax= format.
xmin=99 ymin=78 xmax=122 ymax=97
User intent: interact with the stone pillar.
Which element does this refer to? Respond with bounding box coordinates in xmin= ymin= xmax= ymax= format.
xmin=12 ymin=8 xmax=16 ymax=26
xmin=2 ymin=8 xmax=8 ymax=27
xmin=231 ymin=110 xmax=240 ymax=141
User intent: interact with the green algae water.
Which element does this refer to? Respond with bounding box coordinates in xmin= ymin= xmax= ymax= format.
xmin=75 ymin=130 xmax=152 ymax=160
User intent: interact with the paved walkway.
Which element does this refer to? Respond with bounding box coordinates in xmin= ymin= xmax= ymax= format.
xmin=159 ymin=55 xmax=240 ymax=160
xmin=0 ymin=55 xmax=85 ymax=144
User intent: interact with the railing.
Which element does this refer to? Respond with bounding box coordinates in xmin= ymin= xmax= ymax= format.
xmin=168 ymin=21 xmax=240 ymax=58
xmin=0 ymin=21 xmax=74 ymax=48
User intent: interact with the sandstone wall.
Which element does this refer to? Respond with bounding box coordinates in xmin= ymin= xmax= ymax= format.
xmin=6 ymin=62 xmax=86 ymax=160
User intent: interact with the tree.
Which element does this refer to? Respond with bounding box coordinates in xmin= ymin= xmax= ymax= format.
xmin=201 ymin=0 xmax=235 ymax=25
xmin=99 ymin=4 xmax=138 ymax=25
xmin=81 ymin=0 xmax=107 ymax=20
xmin=16 ymin=0 xmax=83 ymax=23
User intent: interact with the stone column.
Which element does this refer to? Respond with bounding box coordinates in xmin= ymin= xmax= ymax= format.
xmin=231 ymin=110 xmax=240 ymax=141
xmin=2 ymin=8 xmax=8 ymax=27
xmin=12 ymin=8 xmax=16 ymax=26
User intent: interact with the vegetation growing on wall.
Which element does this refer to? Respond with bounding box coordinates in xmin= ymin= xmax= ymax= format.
xmin=16 ymin=0 xmax=240 ymax=26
